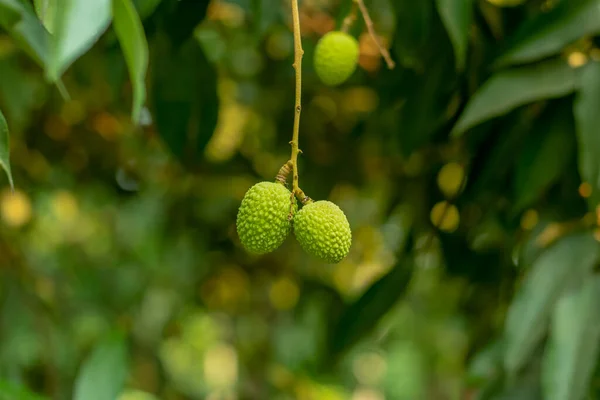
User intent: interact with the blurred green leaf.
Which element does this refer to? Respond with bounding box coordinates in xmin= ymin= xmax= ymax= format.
xmin=504 ymin=233 xmax=600 ymax=375
xmin=0 ymin=380 xmax=48 ymax=400
xmin=496 ymin=0 xmax=600 ymax=67
xmin=47 ymin=0 xmax=111 ymax=81
xmin=150 ymin=0 xmax=211 ymax=47
xmin=452 ymin=59 xmax=579 ymax=136
xmin=398 ymin=46 xmax=457 ymax=154
xmin=112 ymin=0 xmax=148 ymax=124
xmin=251 ymin=0 xmax=280 ymax=38
xmin=574 ymin=61 xmax=600 ymax=207
xmin=328 ymin=251 xmax=414 ymax=360
xmin=0 ymin=0 xmax=49 ymax=66
xmin=541 ymin=276 xmax=600 ymax=400
xmin=513 ymin=104 xmax=574 ymax=212
xmin=73 ymin=332 xmax=128 ymax=400
xmin=391 ymin=0 xmax=433 ymax=70
xmin=33 ymin=0 xmax=56 ymax=33
xmin=0 ymin=0 xmax=21 ymax=25
xmin=0 ymin=109 xmax=13 ymax=189
xmin=384 ymin=341 xmax=426 ymax=400
xmin=151 ymin=37 xmax=218 ymax=164
xmin=435 ymin=0 xmax=473 ymax=70
xmin=0 ymin=58 xmax=47 ymax=132
xmin=132 ymin=0 xmax=162 ymax=19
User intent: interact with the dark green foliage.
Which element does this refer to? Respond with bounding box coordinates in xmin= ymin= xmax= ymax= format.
xmin=0 ymin=0 xmax=599 ymax=398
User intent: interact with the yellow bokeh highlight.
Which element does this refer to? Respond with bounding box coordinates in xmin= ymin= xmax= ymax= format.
xmin=352 ymin=352 xmax=387 ymax=386
xmin=1 ymin=189 xmax=32 ymax=227
xmin=294 ymin=379 xmax=347 ymax=400
xmin=118 ymin=390 xmax=159 ymax=400
xmin=535 ymin=222 xmax=563 ymax=248
xmin=269 ymin=276 xmax=300 ymax=310
xmin=207 ymin=1 xmax=245 ymax=28
xmin=268 ymin=364 xmax=295 ymax=389
xmin=567 ymin=51 xmax=588 ymax=68
xmin=352 ymin=388 xmax=385 ymax=400
xmin=60 ymin=100 xmax=87 ymax=125
xmin=520 ymin=209 xmax=539 ymax=231
xmin=92 ymin=112 xmax=123 ymax=140
xmin=201 ymin=266 xmax=250 ymax=312
xmin=430 ymin=201 xmax=460 ymax=233
xmin=205 ymin=103 xmax=250 ymax=163
xmin=44 ymin=115 xmax=71 ymax=141
xmin=159 ymin=338 xmax=201 ymax=384
xmin=486 ymin=0 xmax=527 ymax=6
xmin=437 ymin=162 xmax=465 ymax=198
xmin=51 ymin=191 xmax=79 ymax=224
xmin=342 ymin=87 xmax=379 ymax=114
xmin=579 ymin=182 xmax=592 ymax=198
xmin=203 ymin=343 xmax=238 ymax=388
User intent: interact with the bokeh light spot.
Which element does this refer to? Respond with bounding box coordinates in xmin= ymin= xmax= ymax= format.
xmin=203 ymin=343 xmax=238 ymax=389
xmin=269 ymin=276 xmax=300 ymax=311
xmin=437 ymin=162 xmax=465 ymax=198
xmin=568 ymin=51 xmax=588 ymax=68
xmin=520 ymin=209 xmax=539 ymax=231
xmin=579 ymin=182 xmax=592 ymax=198
xmin=1 ymin=189 xmax=32 ymax=227
xmin=430 ymin=201 xmax=460 ymax=233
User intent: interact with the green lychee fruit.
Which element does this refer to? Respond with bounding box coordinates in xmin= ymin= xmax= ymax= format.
xmin=237 ymin=181 xmax=297 ymax=254
xmin=314 ymin=31 xmax=360 ymax=86
xmin=293 ymin=200 xmax=352 ymax=263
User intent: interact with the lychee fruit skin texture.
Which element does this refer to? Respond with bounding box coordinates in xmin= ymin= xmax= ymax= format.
xmin=237 ymin=182 xmax=297 ymax=254
xmin=314 ymin=31 xmax=360 ymax=86
xmin=293 ymin=200 xmax=352 ymax=263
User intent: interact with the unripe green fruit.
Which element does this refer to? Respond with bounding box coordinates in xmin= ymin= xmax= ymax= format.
xmin=237 ymin=182 xmax=297 ymax=254
xmin=314 ymin=31 xmax=360 ymax=86
xmin=293 ymin=200 xmax=352 ymax=263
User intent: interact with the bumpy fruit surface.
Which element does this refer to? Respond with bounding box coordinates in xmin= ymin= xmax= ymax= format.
xmin=237 ymin=182 xmax=297 ymax=254
xmin=293 ymin=200 xmax=351 ymax=263
xmin=314 ymin=31 xmax=359 ymax=86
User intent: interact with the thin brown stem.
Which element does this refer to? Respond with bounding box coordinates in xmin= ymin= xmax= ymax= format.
xmin=290 ymin=0 xmax=304 ymax=198
xmin=341 ymin=2 xmax=358 ymax=33
xmin=355 ymin=0 xmax=395 ymax=69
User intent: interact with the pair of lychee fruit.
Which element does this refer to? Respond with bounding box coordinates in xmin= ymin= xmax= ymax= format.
xmin=236 ymin=181 xmax=352 ymax=264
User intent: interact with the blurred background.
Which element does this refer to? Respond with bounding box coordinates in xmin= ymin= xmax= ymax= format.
xmin=1 ymin=0 xmax=600 ymax=399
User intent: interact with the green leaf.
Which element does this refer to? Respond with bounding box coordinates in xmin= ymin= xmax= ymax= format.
xmin=541 ymin=276 xmax=600 ymax=400
xmin=47 ymin=0 xmax=112 ymax=82
xmin=73 ymin=332 xmax=129 ymax=400
xmin=504 ymin=234 xmax=600 ymax=375
xmin=112 ymin=0 xmax=149 ymax=124
xmin=0 ymin=0 xmax=49 ymax=66
xmin=0 ymin=109 xmax=13 ymax=189
xmin=0 ymin=380 xmax=48 ymax=400
xmin=435 ymin=0 xmax=473 ymax=70
xmin=151 ymin=36 xmax=219 ymax=164
xmin=33 ymin=0 xmax=56 ymax=33
xmin=496 ymin=0 xmax=600 ymax=67
xmin=452 ymin=59 xmax=579 ymax=137
xmin=574 ymin=61 xmax=600 ymax=207
xmin=512 ymin=104 xmax=575 ymax=212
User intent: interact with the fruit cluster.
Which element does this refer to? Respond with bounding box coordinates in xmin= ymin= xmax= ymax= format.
xmin=236 ymin=181 xmax=352 ymax=264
